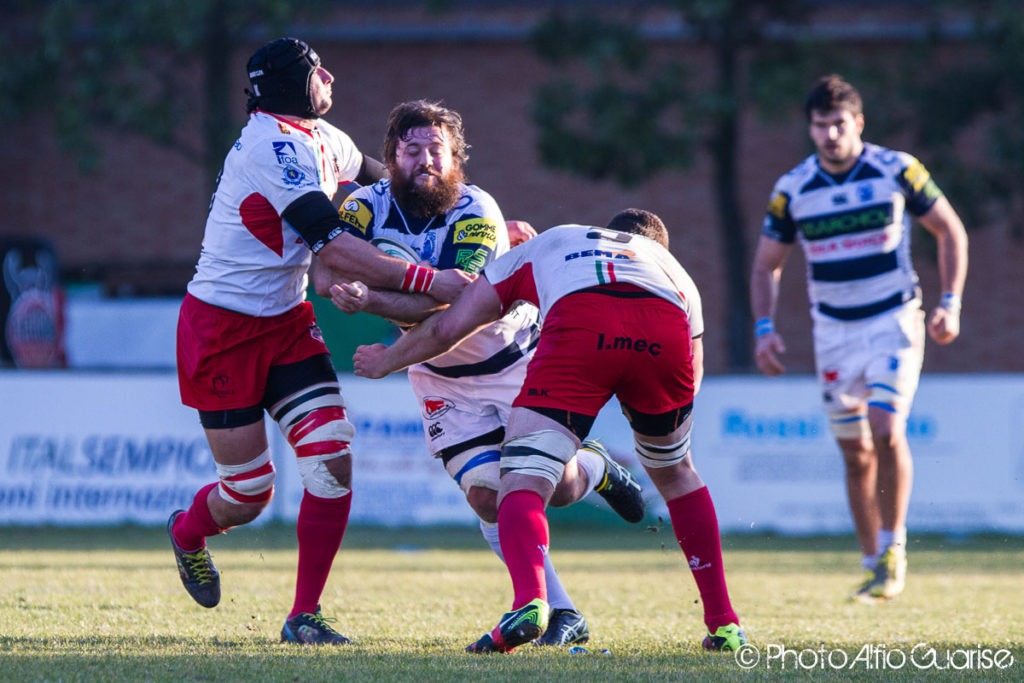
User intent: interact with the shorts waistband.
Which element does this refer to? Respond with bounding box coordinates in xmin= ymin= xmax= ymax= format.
xmin=573 ymin=283 xmax=659 ymax=299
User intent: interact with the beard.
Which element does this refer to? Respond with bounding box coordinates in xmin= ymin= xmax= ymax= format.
xmin=390 ymin=166 xmax=464 ymax=218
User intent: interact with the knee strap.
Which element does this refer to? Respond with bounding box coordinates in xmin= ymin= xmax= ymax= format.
xmin=829 ymin=408 xmax=870 ymax=439
xmin=216 ymin=449 xmax=275 ymax=504
xmin=501 ymin=430 xmax=577 ymax=487
xmin=635 ymin=432 xmax=691 ymax=469
xmin=271 ymin=382 xmax=355 ymax=498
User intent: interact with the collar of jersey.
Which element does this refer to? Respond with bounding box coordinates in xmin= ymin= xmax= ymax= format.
xmin=255 ymin=110 xmax=317 ymax=137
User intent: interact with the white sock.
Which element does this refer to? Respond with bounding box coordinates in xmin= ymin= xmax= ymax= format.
xmin=574 ymin=447 xmax=604 ymax=497
xmin=479 ymin=519 xmax=575 ymax=611
xmin=877 ymin=527 xmax=907 ymax=554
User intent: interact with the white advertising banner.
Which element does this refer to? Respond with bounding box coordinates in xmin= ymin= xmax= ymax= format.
xmin=1 ymin=371 xmax=1022 ymax=533
xmin=608 ymin=375 xmax=1024 ymax=535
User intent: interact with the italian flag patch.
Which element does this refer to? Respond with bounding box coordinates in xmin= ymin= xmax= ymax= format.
xmin=595 ymin=260 xmax=617 ymax=284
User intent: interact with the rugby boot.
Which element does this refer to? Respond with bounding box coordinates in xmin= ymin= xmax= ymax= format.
xmin=867 ymin=546 xmax=907 ymax=600
xmin=281 ymin=607 xmax=352 ymax=645
xmin=167 ymin=509 xmax=220 ymax=608
xmin=466 ymin=598 xmax=549 ymax=653
xmin=702 ymin=623 xmax=746 ymax=652
xmin=535 ymin=608 xmax=590 ymax=646
xmin=585 ymin=439 xmax=646 ymax=523
xmin=848 ymin=568 xmax=879 ymax=603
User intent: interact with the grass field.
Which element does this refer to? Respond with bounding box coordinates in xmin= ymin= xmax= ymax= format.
xmin=2 ymin=522 xmax=1022 ymax=681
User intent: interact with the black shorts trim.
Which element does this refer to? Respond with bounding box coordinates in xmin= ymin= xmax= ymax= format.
xmin=620 ymin=402 xmax=693 ymax=437
xmin=199 ymin=405 xmax=264 ymax=429
xmin=522 ymin=406 xmax=596 ymax=441
xmin=437 ymin=426 xmax=506 ymax=466
xmin=573 ymin=284 xmax=659 ymax=299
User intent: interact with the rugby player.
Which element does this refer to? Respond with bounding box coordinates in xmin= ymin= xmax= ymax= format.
xmin=750 ymin=74 xmax=968 ymax=602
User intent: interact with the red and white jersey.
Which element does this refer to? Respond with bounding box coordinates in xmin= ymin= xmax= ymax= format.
xmin=484 ymin=224 xmax=703 ymax=337
xmin=187 ymin=111 xmax=363 ymax=316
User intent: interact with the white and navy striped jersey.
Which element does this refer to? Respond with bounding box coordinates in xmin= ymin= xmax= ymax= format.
xmin=484 ymin=224 xmax=703 ymax=337
xmin=338 ymin=181 xmax=540 ymax=376
xmin=188 ymin=112 xmax=363 ymax=317
xmin=762 ymin=142 xmax=943 ymax=320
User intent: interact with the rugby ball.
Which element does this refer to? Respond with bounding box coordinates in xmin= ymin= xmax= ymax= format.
xmin=370 ymin=236 xmax=420 ymax=264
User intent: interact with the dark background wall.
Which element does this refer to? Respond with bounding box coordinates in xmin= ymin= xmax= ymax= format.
xmin=3 ymin=6 xmax=1019 ymax=374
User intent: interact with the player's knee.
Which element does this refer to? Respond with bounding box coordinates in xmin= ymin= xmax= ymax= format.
xmin=500 ymin=430 xmax=577 ymax=488
xmin=216 ymin=449 xmax=276 ymax=507
xmin=634 ymin=431 xmax=691 ymax=469
xmin=276 ymin=390 xmax=355 ymax=498
xmin=466 ymin=485 xmax=498 ymax=523
xmin=298 ymin=453 xmax=351 ymax=498
xmin=549 ymin=459 xmax=583 ymax=508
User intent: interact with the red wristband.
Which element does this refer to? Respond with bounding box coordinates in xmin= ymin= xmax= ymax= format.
xmin=401 ymin=263 xmax=436 ymax=293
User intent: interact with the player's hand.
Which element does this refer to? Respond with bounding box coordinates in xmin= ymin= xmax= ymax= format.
xmin=506 ymin=220 xmax=538 ymax=247
xmin=330 ymin=281 xmax=370 ymax=314
xmin=352 ymin=343 xmax=391 ymax=379
xmin=429 ymin=268 xmax=475 ymax=303
xmin=754 ymin=332 xmax=787 ymax=376
xmin=927 ymin=306 xmax=960 ymax=345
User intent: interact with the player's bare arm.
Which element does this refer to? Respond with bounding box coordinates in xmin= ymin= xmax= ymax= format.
xmin=353 ymin=276 xmax=503 ymax=378
xmin=750 ymin=236 xmax=792 ymax=376
xmin=917 ymin=196 xmax=968 ymax=345
xmin=318 ymin=232 xmax=472 ymax=302
xmin=329 ymin=281 xmax=445 ymax=324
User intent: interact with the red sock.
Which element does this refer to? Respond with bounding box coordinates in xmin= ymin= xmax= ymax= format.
xmin=290 ymin=490 xmax=352 ymax=618
xmin=497 ymin=490 xmax=549 ymax=609
xmin=172 ymin=483 xmax=224 ymax=550
xmin=667 ymin=486 xmax=739 ymax=632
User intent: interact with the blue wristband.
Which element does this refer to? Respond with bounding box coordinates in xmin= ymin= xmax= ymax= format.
xmin=754 ymin=318 xmax=774 ymax=339
xmin=939 ymin=293 xmax=962 ymax=312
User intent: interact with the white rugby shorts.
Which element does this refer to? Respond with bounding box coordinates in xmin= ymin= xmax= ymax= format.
xmin=811 ymin=300 xmax=925 ymax=416
xmin=407 ymin=353 xmax=531 ymax=488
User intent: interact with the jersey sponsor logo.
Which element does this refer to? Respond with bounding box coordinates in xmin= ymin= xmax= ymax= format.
xmin=427 ymin=422 xmax=443 ymax=438
xmin=282 ymin=166 xmax=308 ymax=186
xmin=807 ymin=232 xmax=888 ymax=256
xmin=422 ymin=396 xmax=455 ymax=419
xmin=272 ymin=141 xmax=298 ymax=165
xmin=902 ymin=159 xmax=931 ymax=192
xmin=338 ymin=199 xmax=372 ymax=234
xmin=767 ymin=190 xmax=790 ymax=219
xmin=452 ymin=218 xmax=498 ymax=246
xmin=595 ymin=332 xmax=662 ymax=355
xmin=822 ymin=367 xmax=840 ymax=384
xmin=454 ymin=248 xmax=487 ymax=274
xmin=797 ymin=203 xmax=893 ymax=240
xmin=564 ymin=248 xmax=635 ymax=261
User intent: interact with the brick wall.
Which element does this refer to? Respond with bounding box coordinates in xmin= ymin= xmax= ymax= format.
xmin=4 ymin=35 xmax=1019 ymax=373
